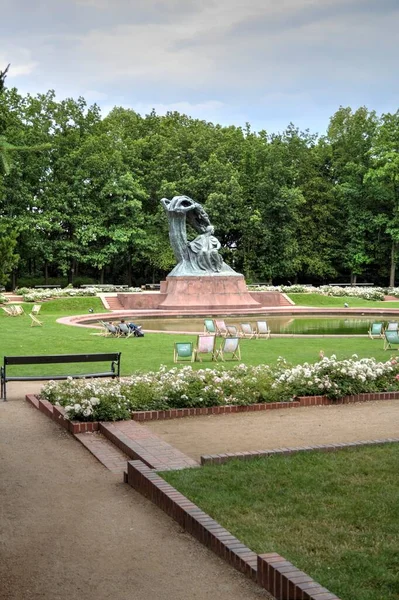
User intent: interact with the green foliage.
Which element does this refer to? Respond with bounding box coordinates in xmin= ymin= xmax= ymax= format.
xmin=1 ymin=88 xmax=399 ymax=286
xmin=0 ymin=220 xmax=19 ymax=284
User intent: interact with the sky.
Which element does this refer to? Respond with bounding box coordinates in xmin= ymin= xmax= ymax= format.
xmin=1 ymin=0 xmax=398 ymax=135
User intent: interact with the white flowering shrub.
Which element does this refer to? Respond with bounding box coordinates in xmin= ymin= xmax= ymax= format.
xmin=247 ymin=285 xmax=385 ymax=300
xmin=319 ymin=286 xmax=385 ymax=301
xmin=272 ymin=355 xmax=399 ymax=400
xmin=17 ymin=287 xmax=97 ymax=302
xmin=0 ymin=294 xmax=9 ymax=304
xmin=40 ymin=356 xmax=399 ymax=421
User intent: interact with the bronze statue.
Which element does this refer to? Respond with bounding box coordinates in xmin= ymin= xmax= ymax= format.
xmin=160 ymin=195 xmax=238 ymax=276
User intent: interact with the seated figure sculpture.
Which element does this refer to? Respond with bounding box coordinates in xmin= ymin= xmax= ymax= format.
xmin=160 ymin=195 xmax=238 ymax=276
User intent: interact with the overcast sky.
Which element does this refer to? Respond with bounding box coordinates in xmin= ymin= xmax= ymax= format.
xmin=1 ymin=0 xmax=398 ymax=134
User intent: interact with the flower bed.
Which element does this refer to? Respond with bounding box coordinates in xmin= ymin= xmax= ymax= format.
xmin=15 ymin=286 xmax=142 ymax=302
xmin=0 ymin=294 xmax=8 ymax=304
xmin=247 ymin=284 xmax=386 ymax=300
xmin=40 ymin=356 xmax=399 ymax=422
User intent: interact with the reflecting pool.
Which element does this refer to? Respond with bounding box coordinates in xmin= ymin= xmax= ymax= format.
xmin=132 ymin=316 xmax=395 ymax=335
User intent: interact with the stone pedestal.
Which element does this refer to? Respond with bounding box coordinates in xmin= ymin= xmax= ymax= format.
xmin=158 ymin=275 xmax=262 ymax=311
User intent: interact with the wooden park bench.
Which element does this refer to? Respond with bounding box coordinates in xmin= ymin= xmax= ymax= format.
xmin=1 ymin=352 xmax=121 ymax=401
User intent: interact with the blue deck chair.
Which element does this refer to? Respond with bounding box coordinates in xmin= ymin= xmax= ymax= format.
xmin=204 ymin=319 xmax=216 ymax=334
xmin=215 ymin=337 xmax=241 ymax=361
xmin=174 ymin=342 xmax=194 ymax=363
xmin=368 ymin=322 xmax=384 ymax=339
xmin=384 ymin=330 xmax=399 ymax=350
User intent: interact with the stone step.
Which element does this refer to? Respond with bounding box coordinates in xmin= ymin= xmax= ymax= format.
xmin=74 ymin=431 xmax=129 ymax=475
xmin=106 ymin=297 xmax=125 ymax=311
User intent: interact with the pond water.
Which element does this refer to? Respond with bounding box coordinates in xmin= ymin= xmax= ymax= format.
xmin=131 ymin=316 xmax=395 ymax=335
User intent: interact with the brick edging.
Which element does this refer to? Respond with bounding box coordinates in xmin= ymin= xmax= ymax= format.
xmin=131 ymin=391 xmax=399 ymax=421
xmin=127 ymin=459 xmax=341 ymax=600
xmin=26 ymin=395 xmax=99 ymax=433
xmin=201 ymin=437 xmax=399 ymax=465
xmin=26 ymin=391 xmax=399 ymax=426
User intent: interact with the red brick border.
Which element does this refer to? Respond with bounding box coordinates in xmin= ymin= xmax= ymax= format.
xmin=127 ymin=459 xmax=342 ymax=600
xmin=25 ymin=394 xmax=197 ymax=471
xmin=201 ymin=437 xmax=399 ymax=465
xmin=130 ymin=391 xmax=399 ymax=421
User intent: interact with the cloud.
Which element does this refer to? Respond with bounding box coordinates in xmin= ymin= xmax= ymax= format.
xmin=2 ymin=0 xmax=398 ymax=134
xmin=0 ymin=47 xmax=38 ymax=78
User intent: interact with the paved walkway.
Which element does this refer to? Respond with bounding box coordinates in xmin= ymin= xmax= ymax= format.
xmin=0 ymin=389 xmax=270 ymax=600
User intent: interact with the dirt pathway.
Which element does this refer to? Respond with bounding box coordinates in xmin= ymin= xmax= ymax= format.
xmin=146 ymin=400 xmax=399 ymax=461
xmin=0 ymin=394 xmax=270 ymax=600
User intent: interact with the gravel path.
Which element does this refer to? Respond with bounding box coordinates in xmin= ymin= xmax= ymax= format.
xmin=0 ymin=389 xmax=270 ymax=600
xmin=146 ymin=400 xmax=399 ymax=461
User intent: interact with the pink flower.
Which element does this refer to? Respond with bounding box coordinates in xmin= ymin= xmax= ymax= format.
xmin=395 ymin=374 xmax=399 ymax=380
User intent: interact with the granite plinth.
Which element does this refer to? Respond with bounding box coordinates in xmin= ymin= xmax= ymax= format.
xmin=158 ymin=276 xmax=262 ymax=311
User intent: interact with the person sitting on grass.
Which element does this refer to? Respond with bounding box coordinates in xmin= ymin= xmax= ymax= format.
xmin=128 ymin=322 xmax=144 ymax=337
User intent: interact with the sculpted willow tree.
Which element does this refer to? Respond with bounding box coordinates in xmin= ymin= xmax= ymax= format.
xmin=160 ymin=195 xmax=238 ymax=276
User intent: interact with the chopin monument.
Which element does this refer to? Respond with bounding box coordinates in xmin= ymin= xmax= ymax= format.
xmin=158 ymin=195 xmax=262 ymax=310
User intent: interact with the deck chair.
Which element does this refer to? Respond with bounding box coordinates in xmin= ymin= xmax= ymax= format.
xmin=90 ymin=321 xmax=112 ymax=337
xmin=118 ymin=323 xmax=133 ymax=337
xmin=384 ymin=330 xmax=399 ymax=350
xmin=215 ymin=337 xmax=241 ymax=361
xmin=31 ymin=304 xmax=42 ymax=316
xmin=204 ymin=319 xmax=216 ymax=334
xmin=12 ymin=305 xmax=25 ymax=316
xmin=174 ymin=342 xmax=194 ymax=363
xmin=214 ymin=319 xmax=229 ymax=337
xmin=255 ymin=321 xmax=271 ymax=339
xmin=368 ymin=322 xmax=384 ymax=339
xmin=386 ymin=321 xmax=398 ymax=331
xmin=29 ymin=313 xmax=43 ymax=327
xmin=226 ymin=324 xmax=240 ymax=337
xmin=240 ymin=323 xmax=256 ymax=339
xmin=194 ymin=335 xmax=217 ymax=362
xmin=1 ymin=306 xmax=16 ymax=316
xmin=103 ymin=322 xmax=120 ymax=336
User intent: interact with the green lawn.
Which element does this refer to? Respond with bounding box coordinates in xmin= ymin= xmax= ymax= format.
xmin=0 ymin=297 xmax=397 ymax=376
xmin=162 ymin=445 xmax=399 ymax=600
xmin=289 ymin=293 xmax=399 ymax=308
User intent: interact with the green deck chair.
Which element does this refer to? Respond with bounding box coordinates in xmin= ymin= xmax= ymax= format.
xmin=174 ymin=342 xmax=194 ymax=363
xmin=204 ymin=319 xmax=216 ymax=334
xmin=368 ymin=322 xmax=384 ymax=339
xmin=383 ymin=330 xmax=399 ymax=350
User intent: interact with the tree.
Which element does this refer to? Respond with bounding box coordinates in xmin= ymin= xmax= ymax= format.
xmin=366 ymin=111 xmax=399 ymax=286
xmin=327 ymin=107 xmax=378 ymax=283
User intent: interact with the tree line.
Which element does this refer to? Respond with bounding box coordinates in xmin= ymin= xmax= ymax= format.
xmin=0 ymin=85 xmax=398 ymax=288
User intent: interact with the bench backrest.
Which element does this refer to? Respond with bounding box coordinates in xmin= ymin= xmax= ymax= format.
xmin=4 ymin=353 xmax=120 ymax=366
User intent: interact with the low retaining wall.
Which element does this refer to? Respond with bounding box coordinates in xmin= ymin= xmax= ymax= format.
xmin=128 ymin=459 xmax=341 ymax=600
xmin=201 ymin=437 xmax=399 ymax=465
xmin=131 ymin=391 xmax=399 ymax=421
